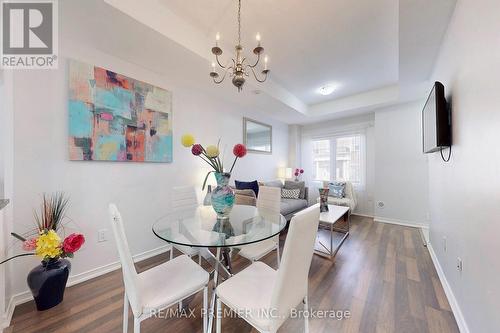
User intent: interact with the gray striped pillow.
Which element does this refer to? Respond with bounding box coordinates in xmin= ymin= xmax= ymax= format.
xmin=281 ymin=188 xmax=300 ymax=199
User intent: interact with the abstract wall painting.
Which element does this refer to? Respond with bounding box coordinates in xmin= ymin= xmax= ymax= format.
xmin=68 ymin=60 xmax=173 ymax=162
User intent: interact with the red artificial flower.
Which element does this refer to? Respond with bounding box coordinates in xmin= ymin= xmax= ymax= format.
xmin=63 ymin=233 xmax=85 ymax=254
xmin=295 ymin=171 xmax=299 ymax=177
xmin=22 ymin=237 xmax=37 ymax=251
xmin=191 ymin=144 xmax=203 ymax=156
xmin=300 ymin=169 xmax=304 ymax=174
xmin=233 ymin=144 xmax=247 ymax=158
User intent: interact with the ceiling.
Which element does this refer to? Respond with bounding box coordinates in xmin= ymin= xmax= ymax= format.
xmin=162 ymin=0 xmax=398 ymax=105
xmin=100 ymin=0 xmax=456 ymax=124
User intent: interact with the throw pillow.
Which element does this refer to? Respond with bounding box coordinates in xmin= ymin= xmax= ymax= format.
xmin=235 ymin=180 xmax=259 ymax=197
xmin=263 ymin=180 xmax=284 ymax=188
xmin=328 ymin=181 xmax=346 ymax=198
xmin=284 ymin=180 xmax=306 ymax=199
xmin=281 ymin=188 xmax=300 ymax=199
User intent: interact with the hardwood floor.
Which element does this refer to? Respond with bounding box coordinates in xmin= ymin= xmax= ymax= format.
xmin=7 ymin=216 xmax=459 ymax=333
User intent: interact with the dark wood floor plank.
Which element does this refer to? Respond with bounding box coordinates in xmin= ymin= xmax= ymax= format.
xmin=8 ymin=217 xmax=460 ymax=333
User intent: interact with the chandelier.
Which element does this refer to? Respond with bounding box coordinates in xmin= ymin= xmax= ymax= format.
xmin=209 ymin=0 xmax=270 ymax=92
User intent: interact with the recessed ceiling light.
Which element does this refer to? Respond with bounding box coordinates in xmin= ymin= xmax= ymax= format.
xmin=317 ymin=84 xmax=336 ymax=96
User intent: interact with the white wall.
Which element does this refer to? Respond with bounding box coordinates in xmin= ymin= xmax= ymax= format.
xmin=301 ymin=114 xmax=375 ymax=216
xmin=427 ymin=0 xmax=500 ymax=331
xmin=4 ymin=3 xmax=288 ymax=305
xmin=374 ymin=102 xmax=430 ymax=226
xmin=0 ymin=69 xmax=14 ymax=325
xmin=288 ymin=125 xmax=302 ymax=168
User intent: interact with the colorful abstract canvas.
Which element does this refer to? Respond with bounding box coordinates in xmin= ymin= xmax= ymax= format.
xmin=68 ymin=60 xmax=173 ymax=162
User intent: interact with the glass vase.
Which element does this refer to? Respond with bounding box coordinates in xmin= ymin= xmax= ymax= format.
xmin=203 ymin=185 xmax=212 ymax=206
xmin=319 ymin=188 xmax=329 ymax=212
xmin=211 ymin=172 xmax=235 ymax=219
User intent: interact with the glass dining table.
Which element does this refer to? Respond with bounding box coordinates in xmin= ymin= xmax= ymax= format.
xmin=152 ymin=204 xmax=286 ymax=331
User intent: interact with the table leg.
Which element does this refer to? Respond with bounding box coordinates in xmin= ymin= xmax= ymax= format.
xmin=221 ymin=248 xmax=232 ymax=274
xmin=330 ymin=222 xmax=333 ymax=258
xmin=315 ymin=209 xmax=350 ymax=260
xmin=207 ymin=247 xmax=221 ymax=333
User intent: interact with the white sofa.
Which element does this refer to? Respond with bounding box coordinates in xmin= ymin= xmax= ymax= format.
xmin=317 ymin=181 xmax=357 ymax=213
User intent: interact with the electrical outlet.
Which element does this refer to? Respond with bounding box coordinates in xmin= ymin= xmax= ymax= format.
xmin=442 ymin=236 xmax=447 ymax=252
xmin=97 ymin=229 xmax=107 ymax=242
xmin=456 ymin=257 xmax=463 ymax=272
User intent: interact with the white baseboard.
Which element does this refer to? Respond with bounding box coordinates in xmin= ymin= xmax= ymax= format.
xmin=373 ymin=216 xmax=429 ymax=229
xmin=427 ymin=244 xmax=469 ymax=333
xmin=1 ymin=244 xmax=171 ymax=329
xmin=351 ymin=213 xmax=374 ymax=219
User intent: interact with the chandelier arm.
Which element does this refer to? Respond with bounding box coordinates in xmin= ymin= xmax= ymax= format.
xmin=246 ymin=52 xmax=261 ymax=68
xmin=215 ymin=54 xmax=226 ymax=69
xmin=249 ymin=66 xmax=268 ymax=83
xmin=213 ymin=66 xmax=231 ymax=84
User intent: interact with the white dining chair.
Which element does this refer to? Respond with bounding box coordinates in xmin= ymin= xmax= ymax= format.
xmin=109 ymin=204 xmax=209 ymax=333
xmin=237 ymin=186 xmax=282 ymax=267
xmin=215 ymin=206 xmax=320 ymax=333
xmin=171 ymin=186 xmax=202 ymax=265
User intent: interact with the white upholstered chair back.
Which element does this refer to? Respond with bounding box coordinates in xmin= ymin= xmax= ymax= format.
xmin=256 ymin=186 xmax=281 ymax=212
xmin=172 ymin=186 xmax=198 ymax=212
xmin=270 ymin=206 xmax=320 ymax=330
xmin=108 ymin=204 xmax=142 ymax=317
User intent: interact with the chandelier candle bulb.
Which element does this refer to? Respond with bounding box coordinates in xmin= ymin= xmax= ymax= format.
xmin=264 ymin=56 xmax=268 ymax=70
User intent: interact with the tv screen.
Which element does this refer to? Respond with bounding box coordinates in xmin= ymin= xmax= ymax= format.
xmin=422 ymin=82 xmax=450 ymax=153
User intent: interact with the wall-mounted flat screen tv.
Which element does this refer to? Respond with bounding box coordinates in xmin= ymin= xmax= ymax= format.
xmin=422 ymin=81 xmax=451 ymax=153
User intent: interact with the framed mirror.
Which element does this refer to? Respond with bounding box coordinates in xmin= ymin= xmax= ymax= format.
xmin=243 ymin=118 xmax=272 ymax=154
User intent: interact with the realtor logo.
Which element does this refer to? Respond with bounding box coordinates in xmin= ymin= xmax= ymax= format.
xmin=1 ymin=0 xmax=58 ymax=69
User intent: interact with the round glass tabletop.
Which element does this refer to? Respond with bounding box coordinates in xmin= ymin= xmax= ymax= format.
xmin=152 ymin=205 xmax=286 ymax=248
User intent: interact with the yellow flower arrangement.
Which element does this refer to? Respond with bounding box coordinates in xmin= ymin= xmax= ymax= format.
xmin=205 ymin=145 xmax=220 ymax=158
xmin=35 ymin=230 xmax=62 ymax=260
xmin=181 ymin=134 xmax=195 ymax=147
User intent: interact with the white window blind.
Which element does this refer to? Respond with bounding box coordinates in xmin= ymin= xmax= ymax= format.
xmin=312 ymin=139 xmax=330 ymax=181
xmin=312 ymin=134 xmax=365 ymax=185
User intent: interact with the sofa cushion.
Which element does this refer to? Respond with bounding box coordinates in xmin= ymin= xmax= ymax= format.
xmin=281 ymin=188 xmax=300 ymax=199
xmin=326 ymin=197 xmax=354 ymax=211
xmin=328 ymin=181 xmax=346 ymax=198
xmin=280 ymin=198 xmax=308 ymax=216
xmin=284 ymin=180 xmax=306 ymax=199
xmin=262 ymin=180 xmax=283 ymax=188
xmin=235 ymin=180 xmax=259 ymax=197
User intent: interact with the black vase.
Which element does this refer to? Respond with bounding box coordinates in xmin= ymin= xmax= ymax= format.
xmin=27 ymin=258 xmax=71 ymax=311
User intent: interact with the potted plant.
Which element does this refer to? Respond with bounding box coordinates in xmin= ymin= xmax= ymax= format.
xmin=1 ymin=193 xmax=85 ymax=311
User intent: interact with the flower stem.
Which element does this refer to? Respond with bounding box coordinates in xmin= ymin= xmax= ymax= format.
xmin=0 ymin=253 xmax=34 ymax=265
xmin=229 ymin=156 xmax=238 ymax=173
xmin=198 ymin=154 xmax=218 ymax=170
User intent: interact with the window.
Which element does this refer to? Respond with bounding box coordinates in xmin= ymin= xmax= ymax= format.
xmin=312 ymin=134 xmax=364 ymax=185
xmin=312 ymin=140 xmax=330 ymax=181
xmin=335 ymin=135 xmax=362 ymax=183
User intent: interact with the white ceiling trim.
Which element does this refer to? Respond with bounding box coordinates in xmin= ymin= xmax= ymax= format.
xmin=103 ymin=0 xmax=308 ymax=115
xmin=103 ymin=0 xmax=456 ymax=125
xmin=309 ymin=85 xmax=399 ymax=116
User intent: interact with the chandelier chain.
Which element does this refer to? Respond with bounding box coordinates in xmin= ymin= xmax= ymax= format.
xmin=238 ymin=0 xmax=241 ymax=45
